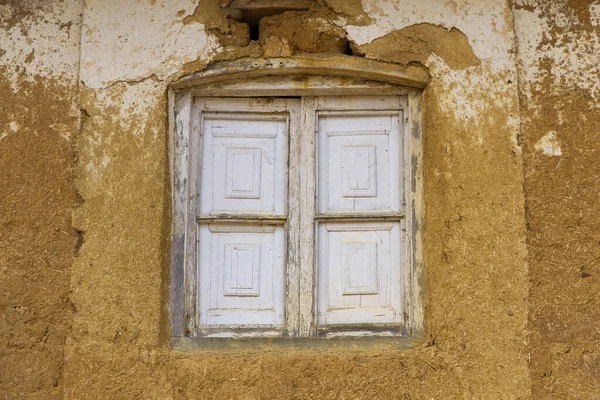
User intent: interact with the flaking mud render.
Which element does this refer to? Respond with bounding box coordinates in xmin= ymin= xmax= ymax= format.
xmin=0 ymin=0 xmax=598 ymax=398
xmin=513 ymin=1 xmax=600 ymax=398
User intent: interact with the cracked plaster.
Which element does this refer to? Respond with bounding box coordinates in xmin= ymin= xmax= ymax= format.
xmin=80 ymin=0 xmax=218 ymax=89
xmin=0 ymin=1 xmax=82 ymax=92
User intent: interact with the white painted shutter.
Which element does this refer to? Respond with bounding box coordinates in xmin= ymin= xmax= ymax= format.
xmin=199 ymin=224 xmax=284 ymax=326
xmin=317 ymin=105 xmax=404 ymax=325
xmin=199 ymin=114 xmax=287 ymax=215
xmin=197 ymin=101 xmax=288 ymax=328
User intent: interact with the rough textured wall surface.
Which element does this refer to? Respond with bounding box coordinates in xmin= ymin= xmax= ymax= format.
xmin=0 ymin=0 xmax=82 ymax=398
xmin=513 ymin=1 xmax=600 ymax=398
xmin=61 ymin=0 xmax=531 ymax=399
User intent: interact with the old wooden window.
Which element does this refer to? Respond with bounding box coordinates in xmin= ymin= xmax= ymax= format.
xmin=170 ymin=64 xmax=425 ymax=348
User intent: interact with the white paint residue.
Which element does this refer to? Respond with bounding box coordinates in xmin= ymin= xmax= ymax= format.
xmin=513 ymin=3 xmax=600 ymax=107
xmin=590 ymin=2 xmax=600 ymax=26
xmin=1 ymin=122 xmax=19 ymax=141
xmin=535 ymin=131 xmax=562 ymax=156
xmin=81 ymin=79 xmax=165 ymax=186
xmin=430 ymin=54 xmax=514 ymax=119
xmin=80 ymin=0 xmax=219 ymax=88
xmin=345 ymin=0 xmax=514 ymax=69
xmin=0 ymin=1 xmax=82 ymax=91
xmin=426 ymin=53 xmax=521 ymax=153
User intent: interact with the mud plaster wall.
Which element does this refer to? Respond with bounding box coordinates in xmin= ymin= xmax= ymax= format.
xmin=0 ymin=1 xmax=82 ymax=398
xmin=0 ymin=0 xmax=535 ymax=398
xmin=54 ymin=1 xmax=533 ymax=398
xmin=513 ymin=1 xmax=600 ymax=398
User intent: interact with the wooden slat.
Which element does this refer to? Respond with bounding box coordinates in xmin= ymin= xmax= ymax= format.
xmin=169 ymin=90 xmax=188 ymax=337
xmin=172 ymin=55 xmax=430 ymax=90
xmin=185 ymin=96 xmax=203 ymax=337
xmin=298 ymin=97 xmax=317 ymax=337
xmin=286 ymin=99 xmax=302 ymax=337
xmin=228 ymin=0 xmax=313 ymax=11
xmin=407 ymin=89 xmax=426 ymax=335
xmin=196 ymin=214 xmax=287 ymax=224
xmin=225 ymin=0 xmax=313 ymax=25
xmin=315 ymin=212 xmax=405 ymax=222
xmin=188 ymin=75 xmax=407 ymax=97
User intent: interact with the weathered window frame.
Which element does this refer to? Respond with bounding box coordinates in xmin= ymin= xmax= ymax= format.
xmin=168 ymin=55 xmax=427 ymax=350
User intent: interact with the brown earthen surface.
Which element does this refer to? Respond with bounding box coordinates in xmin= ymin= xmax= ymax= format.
xmin=357 ymin=23 xmax=481 ymax=70
xmin=61 ymin=1 xmax=531 ymax=397
xmin=0 ymin=1 xmax=81 ymax=398
xmin=9 ymin=0 xmax=600 ymax=398
xmin=321 ymin=0 xmax=372 ymax=26
xmin=0 ymin=78 xmax=78 ymax=399
xmin=259 ymin=11 xmax=348 ymax=55
xmin=514 ymin=1 xmax=600 ymax=398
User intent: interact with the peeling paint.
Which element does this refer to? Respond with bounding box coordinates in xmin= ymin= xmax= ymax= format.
xmin=590 ymin=2 xmax=600 ymax=26
xmin=346 ymin=0 xmax=515 ymax=70
xmin=356 ymin=23 xmax=480 ymax=70
xmin=513 ymin=1 xmax=600 ymax=108
xmin=534 ymin=130 xmax=562 ymax=156
xmin=80 ymin=0 xmax=219 ymax=88
xmin=0 ymin=1 xmax=82 ymax=91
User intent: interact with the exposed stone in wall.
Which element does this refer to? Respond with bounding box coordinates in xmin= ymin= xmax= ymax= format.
xmin=513 ymin=1 xmax=600 ymax=397
xmin=183 ymin=0 xmax=229 ymax=32
xmin=212 ymin=19 xmax=251 ymax=47
xmin=182 ymin=1 xmax=353 ymax=59
xmin=261 ymin=36 xmax=293 ymax=58
xmin=259 ymin=11 xmax=348 ymax=55
xmin=320 ymin=0 xmax=372 ymax=26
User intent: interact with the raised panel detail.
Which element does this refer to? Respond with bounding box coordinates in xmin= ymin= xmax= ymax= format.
xmin=318 ymin=111 xmax=402 ymax=213
xmin=225 ymin=148 xmax=262 ymax=199
xmin=317 ymin=222 xmax=403 ymax=325
xmin=200 ymin=116 xmax=287 ymax=215
xmin=198 ymin=224 xmax=285 ymax=326
xmin=342 ymin=242 xmax=378 ymax=295
xmin=223 ymin=243 xmax=261 ymax=296
xmin=341 ymin=146 xmax=377 ymax=198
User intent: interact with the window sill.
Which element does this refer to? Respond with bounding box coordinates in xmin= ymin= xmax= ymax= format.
xmin=171 ymin=332 xmax=424 ymax=352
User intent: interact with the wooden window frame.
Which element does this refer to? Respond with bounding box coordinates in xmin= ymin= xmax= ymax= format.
xmin=168 ymin=57 xmax=426 ymax=350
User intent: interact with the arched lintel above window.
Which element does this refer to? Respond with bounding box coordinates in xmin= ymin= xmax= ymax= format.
xmin=171 ymin=54 xmax=429 ymax=93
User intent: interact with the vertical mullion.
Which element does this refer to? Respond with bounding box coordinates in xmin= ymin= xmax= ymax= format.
xmin=299 ymin=97 xmax=317 ymax=336
xmin=407 ymin=89 xmax=425 ymax=335
xmin=184 ymin=96 xmax=201 ymax=337
xmin=285 ymin=100 xmax=302 ymax=336
xmin=169 ymin=90 xmax=188 ymax=337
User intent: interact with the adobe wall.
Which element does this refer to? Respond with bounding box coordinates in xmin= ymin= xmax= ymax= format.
xmin=13 ymin=0 xmax=597 ymax=398
xmin=6 ymin=1 xmax=600 ymax=397
xmin=60 ymin=1 xmax=531 ymax=398
xmin=513 ymin=1 xmax=600 ymax=398
xmin=0 ymin=1 xmax=82 ymax=397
